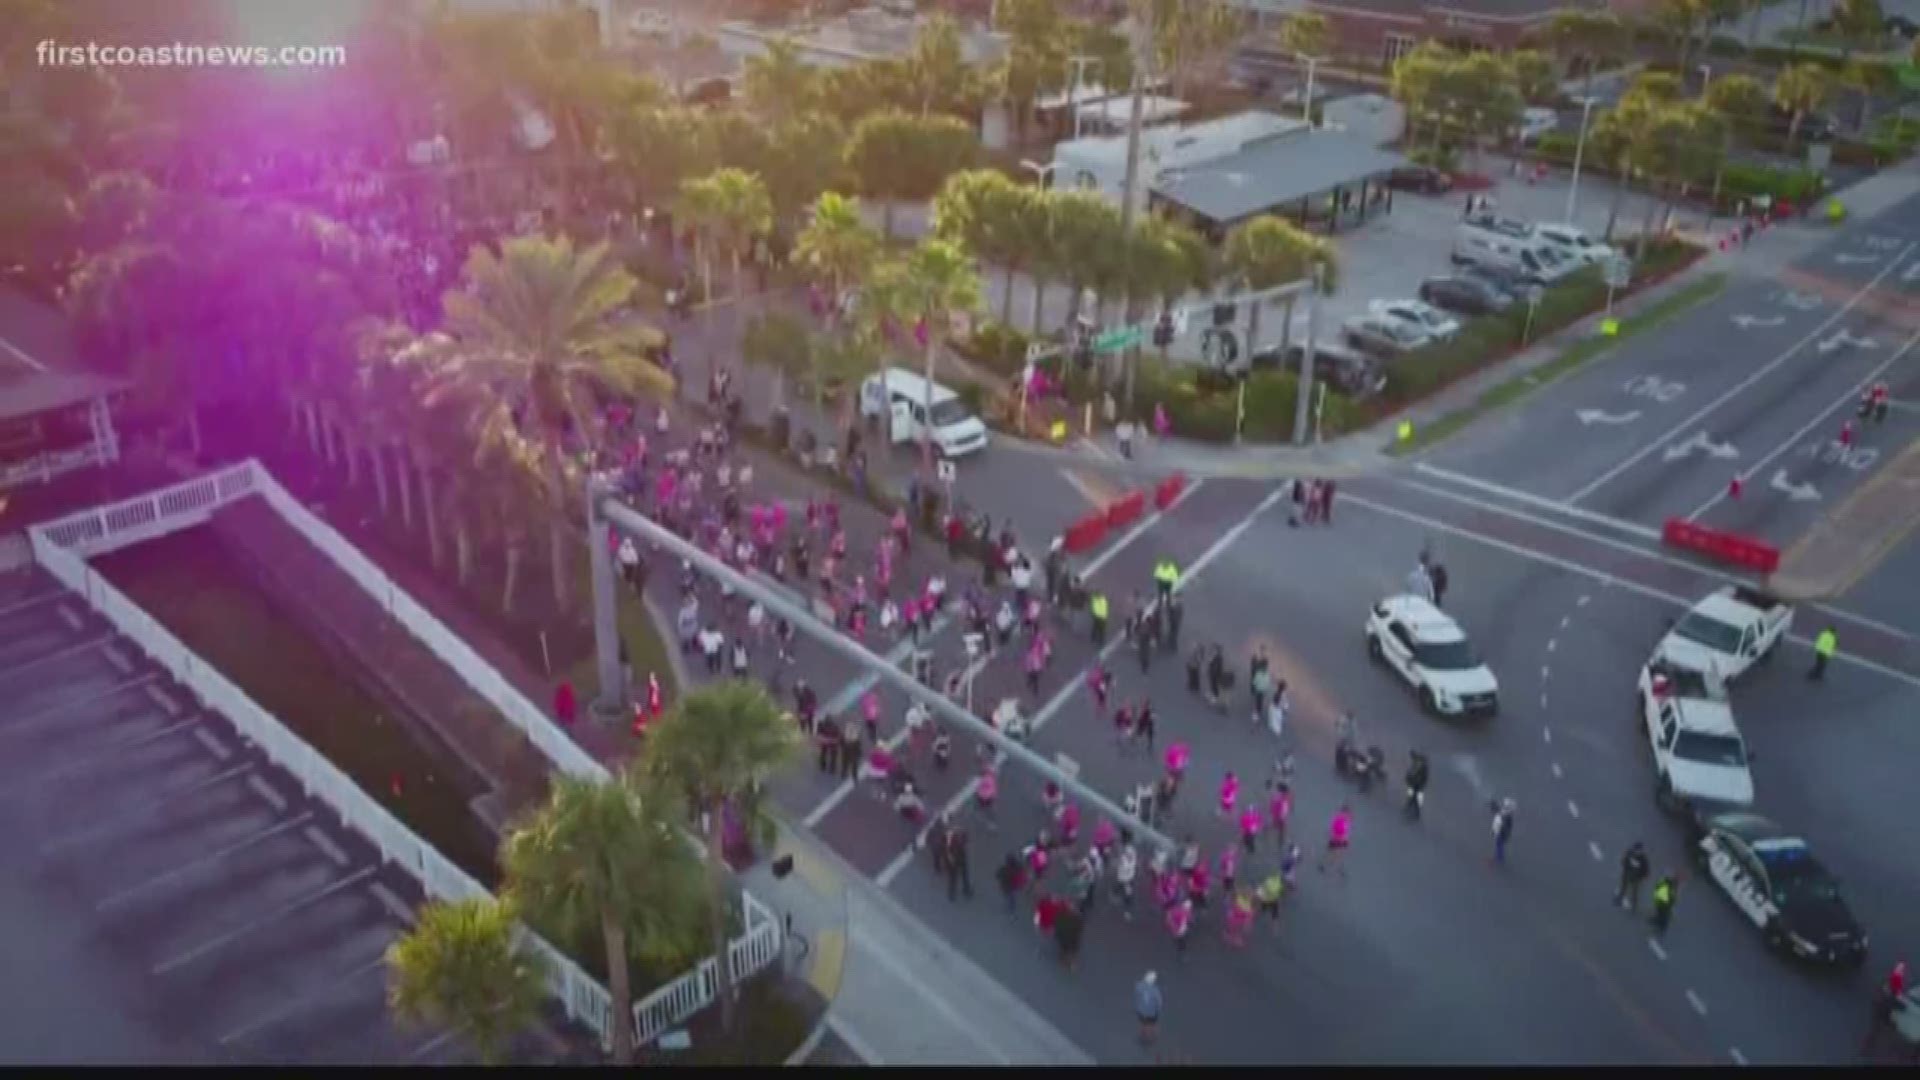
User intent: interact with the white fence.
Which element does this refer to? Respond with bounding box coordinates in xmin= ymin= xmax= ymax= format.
xmin=27 ymin=461 xmax=783 ymax=1052
xmin=0 ymin=443 xmax=111 ymax=492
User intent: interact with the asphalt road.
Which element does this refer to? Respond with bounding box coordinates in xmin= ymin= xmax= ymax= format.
xmin=1416 ymin=190 xmax=1920 ymax=550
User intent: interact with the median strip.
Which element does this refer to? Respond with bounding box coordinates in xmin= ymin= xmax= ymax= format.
xmin=1389 ymin=273 xmax=1729 ymax=457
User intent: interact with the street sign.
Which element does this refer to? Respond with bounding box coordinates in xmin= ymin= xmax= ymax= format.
xmin=1092 ymin=326 xmax=1144 ymax=354
xmin=1025 ymin=341 xmax=1062 ymax=363
xmin=937 ymin=459 xmax=956 ymax=484
xmin=1602 ymin=257 xmax=1631 ymax=289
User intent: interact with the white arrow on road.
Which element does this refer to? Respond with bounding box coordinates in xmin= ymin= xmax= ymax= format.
xmin=1776 ymin=291 xmax=1824 ymax=311
xmin=1771 ymin=469 xmax=1820 ymax=502
xmin=1731 ymin=314 xmax=1785 ymax=330
xmin=1835 ymin=253 xmax=1880 ymax=266
xmin=1576 ymin=408 xmax=1642 ymax=426
xmin=1663 ymin=431 xmax=1739 ymax=462
xmin=1817 ymin=329 xmax=1879 ymax=354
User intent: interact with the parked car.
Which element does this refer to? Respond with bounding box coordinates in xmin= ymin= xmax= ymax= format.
xmin=1532 ymin=223 xmax=1616 ymax=267
xmin=1419 ymin=273 xmax=1516 ymax=317
xmin=1342 ymin=314 xmax=1431 ymax=359
xmin=1460 ymin=264 xmax=1543 ymax=304
xmin=1254 ymin=340 xmax=1389 ymax=399
xmin=1384 ymin=164 xmax=1454 ymax=195
xmin=1369 ymin=299 xmax=1462 ymax=342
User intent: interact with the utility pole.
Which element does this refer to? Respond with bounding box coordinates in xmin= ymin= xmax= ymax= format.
xmin=1064 ymin=55 xmax=1103 ymax=140
xmin=1116 ymin=16 xmax=1152 ymax=411
xmin=1292 ymin=264 xmax=1322 ymax=445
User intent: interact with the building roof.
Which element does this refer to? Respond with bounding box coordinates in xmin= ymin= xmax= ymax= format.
xmin=717 ymin=7 xmax=1008 ymax=69
xmin=1054 ymin=110 xmax=1306 ymax=173
xmin=0 ymin=363 xmax=124 ymax=423
xmin=1150 ymin=129 xmax=1407 ymax=226
xmin=1305 ymin=0 xmax=1603 ymax=22
xmin=1075 ymin=95 xmax=1190 ymax=129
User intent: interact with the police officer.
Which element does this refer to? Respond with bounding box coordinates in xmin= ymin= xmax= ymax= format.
xmin=1650 ymin=873 xmax=1679 ymax=934
xmin=1154 ymin=559 xmax=1179 ymax=604
xmin=1810 ymin=626 xmax=1837 ymax=681
xmin=1616 ymin=841 xmax=1651 ymax=911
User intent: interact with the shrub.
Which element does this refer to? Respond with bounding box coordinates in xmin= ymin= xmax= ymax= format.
xmin=1717 ymin=162 xmax=1824 ymax=206
xmin=952 ymin=321 xmax=1032 ymax=380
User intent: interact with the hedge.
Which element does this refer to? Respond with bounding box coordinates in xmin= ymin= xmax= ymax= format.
xmin=1532 ymin=132 xmax=1827 ymax=210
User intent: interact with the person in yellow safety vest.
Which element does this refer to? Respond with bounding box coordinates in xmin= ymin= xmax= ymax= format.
xmin=1809 ymin=626 xmax=1837 ymax=682
xmin=1154 ymin=560 xmax=1179 ymax=604
xmin=1650 ymin=874 xmax=1678 ymax=934
xmin=1090 ymin=592 xmax=1110 ymax=648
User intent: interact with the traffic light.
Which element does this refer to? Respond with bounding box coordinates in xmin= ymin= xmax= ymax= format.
xmin=1153 ymin=313 xmax=1174 ymax=348
xmin=1212 ymin=301 xmax=1237 ymax=327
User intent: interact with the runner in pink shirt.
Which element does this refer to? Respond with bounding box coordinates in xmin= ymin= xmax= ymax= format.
xmin=1218 ymin=770 xmax=1240 ymax=819
xmin=1318 ymin=803 xmax=1353 ymax=878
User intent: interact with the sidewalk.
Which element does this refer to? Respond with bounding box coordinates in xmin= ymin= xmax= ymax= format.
xmin=749 ymin=814 xmax=1093 ymax=1067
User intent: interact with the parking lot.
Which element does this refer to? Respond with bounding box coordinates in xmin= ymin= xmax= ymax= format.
xmin=0 ymin=567 xmax=470 ymax=1066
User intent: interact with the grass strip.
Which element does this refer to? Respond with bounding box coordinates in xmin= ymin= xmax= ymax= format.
xmin=1387 ymin=272 xmax=1728 ymax=457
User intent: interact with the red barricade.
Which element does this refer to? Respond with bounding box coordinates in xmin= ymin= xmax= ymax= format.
xmin=1661 ymin=518 xmax=1779 ymax=573
xmin=1154 ymin=472 xmax=1187 ymax=510
xmin=1062 ymin=513 xmax=1108 ymax=554
xmin=1106 ymin=490 xmax=1147 ymax=529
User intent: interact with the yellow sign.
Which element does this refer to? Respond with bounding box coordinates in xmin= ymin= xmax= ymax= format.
xmin=1825 ymin=199 xmax=1846 ymax=223
xmin=1396 ymin=420 xmax=1413 ymax=442
xmin=1050 ymin=419 xmax=1068 ymax=443
xmin=1601 ymin=317 xmax=1620 ymax=337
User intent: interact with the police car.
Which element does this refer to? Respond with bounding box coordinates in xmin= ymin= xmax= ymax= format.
xmin=1364 ymin=595 xmax=1499 ymax=718
xmin=1691 ymin=811 xmax=1868 ymax=967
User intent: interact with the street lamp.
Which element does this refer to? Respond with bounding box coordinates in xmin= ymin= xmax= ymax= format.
xmin=1564 ymin=95 xmax=1599 ymax=224
xmin=1297 ymin=54 xmax=1323 ymax=127
xmin=1698 ymin=64 xmax=1714 ymax=94
xmin=1020 ymin=159 xmax=1060 ymax=188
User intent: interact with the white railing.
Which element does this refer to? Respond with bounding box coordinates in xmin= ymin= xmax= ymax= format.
xmin=0 ymin=443 xmax=109 ymax=492
xmin=248 ymin=466 xmax=608 ymax=782
xmin=28 ymin=465 xmax=785 ymax=1050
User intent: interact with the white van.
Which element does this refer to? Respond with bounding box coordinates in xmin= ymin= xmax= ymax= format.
xmin=1452 ymin=225 xmax=1575 ymax=286
xmin=859 ymin=367 xmax=991 ymax=458
xmin=1532 ymin=223 xmax=1616 ymax=267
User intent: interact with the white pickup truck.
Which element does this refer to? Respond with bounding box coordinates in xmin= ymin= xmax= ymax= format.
xmin=1637 ymin=658 xmax=1755 ymax=814
xmin=1655 ymin=586 xmax=1794 ymax=684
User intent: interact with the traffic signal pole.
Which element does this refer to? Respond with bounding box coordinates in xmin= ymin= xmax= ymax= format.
xmin=590 ymin=483 xmax=1180 ymax=855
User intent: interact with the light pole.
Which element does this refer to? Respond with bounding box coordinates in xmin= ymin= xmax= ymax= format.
xmin=1298 ymin=54 xmax=1322 ymax=126
xmin=1698 ymin=64 xmax=1713 ymax=94
xmin=1065 ymin=56 xmax=1104 ymax=140
xmin=1564 ymin=95 xmax=1598 ymax=224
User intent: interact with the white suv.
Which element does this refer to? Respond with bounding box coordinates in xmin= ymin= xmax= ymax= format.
xmin=1532 ymin=223 xmax=1616 ymax=267
xmin=1368 ymin=299 xmax=1462 ymax=342
xmin=1636 ymin=658 xmax=1754 ymax=815
xmin=1364 ymin=596 xmax=1499 ymax=718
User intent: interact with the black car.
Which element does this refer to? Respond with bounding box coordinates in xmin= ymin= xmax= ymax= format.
xmin=1691 ymin=812 xmax=1868 ymax=968
xmin=1419 ymin=274 xmax=1515 ymax=317
xmin=1252 ymin=341 xmax=1387 ymax=399
xmin=1384 ymin=165 xmax=1453 ymax=195
xmin=1459 ymin=264 xmax=1542 ymax=305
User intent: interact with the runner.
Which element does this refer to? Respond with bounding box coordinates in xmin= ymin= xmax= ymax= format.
xmin=1135 ymin=971 xmax=1163 ymax=1046
xmin=1317 ymin=804 xmax=1353 ymax=879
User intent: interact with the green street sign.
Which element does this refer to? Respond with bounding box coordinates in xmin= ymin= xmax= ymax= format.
xmin=1093 ymin=326 xmax=1143 ymax=354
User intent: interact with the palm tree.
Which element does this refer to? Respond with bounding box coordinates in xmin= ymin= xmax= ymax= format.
xmin=1046 ymin=190 xmax=1125 ymax=333
xmin=433 ymin=235 xmax=671 ymax=611
xmin=610 ymin=106 xmax=715 ymax=212
xmin=386 ymin=897 xmax=548 ymax=1065
xmin=904 ymin=14 xmax=979 ymax=118
xmin=1538 ymin=9 xmax=1626 ymax=99
xmin=1221 ymin=215 xmax=1338 ymax=363
xmin=1139 ymin=0 xmax=1244 ymax=103
xmin=742 ymin=37 xmax=820 ymax=122
xmin=1276 ymin=12 xmax=1332 ymax=122
xmin=795 ymin=192 xmax=882 ymax=328
xmin=1704 ymin=73 xmax=1768 ymax=210
xmin=502 ymin=772 xmax=708 ymax=1065
xmin=896 ymin=238 xmax=985 ymax=475
xmin=931 ymin=169 xmax=1025 ymax=323
xmin=762 ymin=113 xmax=850 ymax=229
xmin=1774 ymin=62 xmax=1834 ymax=150
xmin=1129 ymin=215 xmax=1211 ymax=363
xmin=638 ymin=682 xmax=802 ymax=1036
xmin=845 ymin=111 xmax=978 ymax=239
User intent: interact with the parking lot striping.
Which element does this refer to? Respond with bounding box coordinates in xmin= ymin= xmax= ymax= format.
xmin=38 ymin=762 xmax=256 ymax=855
xmin=145 ymin=683 xmax=180 ymax=715
xmin=1567 ymin=799 xmax=1581 ymax=819
xmin=151 ymin=864 xmax=378 ymax=975
xmin=1685 ymin=989 xmax=1708 ymax=1017
xmin=372 ymin=882 xmax=416 ymax=924
xmin=0 ymin=635 xmax=115 ymax=684
xmin=1729 ymin=1047 xmax=1748 ymax=1066
xmin=828 ymin=1013 xmax=885 ymax=1066
xmin=0 ymin=588 xmax=64 ymax=620
xmin=1407 ymin=467 xmax=1664 ymax=542
xmin=877 ymin=484 xmax=1282 ymax=887
xmin=304 ymin=824 xmax=351 ymax=867
xmin=1578 ymin=594 xmax=1591 ymax=606
xmin=95 ymin=812 xmax=314 ymax=912
xmin=1589 ymin=841 xmax=1604 ymax=861
xmin=192 ymin=726 xmax=230 ymax=761
xmin=217 ymin=954 xmax=388 ymax=1046
xmin=56 ymin=604 xmax=84 ymax=632
xmin=1552 ymin=762 xmax=1563 ymax=779
xmin=1569 ymin=243 xmax=1919 ymax=505
xmin=246 ymin=775 xmax=288 ymax=813
xmin=1342 ymin=492 xmax=1920 ymax=690
xmin=1648 ymin=938 xmax=1668 ymax=961
xmin=1685 ymin=323 xmax=1920 ymax=522
xmin=805 ymin=479 xmax=1207 ymax=830
xmin=8 ymin=716 xmax=203 ymax=793
xmin=103 ymin=644 xmax=134 ymax=674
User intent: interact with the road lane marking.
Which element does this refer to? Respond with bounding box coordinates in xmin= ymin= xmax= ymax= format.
xmin=1685 ymin=989 xmax=1708 ymax=1016
xmin=1541 ymin=665 xmax=1550 ymax=681
xmin=191 ymin=727 xmax=230 ymax=761
xmin=1567 ymin=799 xmax=1580 ymax=819
xmin=372 ymin=882 xmax=416 ymax=924
xmin=1540 ymin=692 xmax=1548 ymax=708
xmin=1569 ymin=242 xmax=1918 ymax=504
xmin=246 ymin=775 xmax=288 ymax=812
xmin=218 ymin=955 xmax=387 ymax=1046
xmin=1648 ymin=938 xmax=1668 ymax=961
xmin=1589 ymin=841 xmax=1603 ymax=861
xmin=1552 ymin=762 xmax=1563 ymax=779
xmin=803 ymin=654 xmax=989 ymax=829
xmin=1561 ymin=615 xmax=1571 ymax=629
xmin=1341 ymin=492 xmax=1920 ymax=690
xmin=1685 ymin=323 xmax=1920 ymax=521
xmin=877 ymin=485 xmax=1286 ymax=886
xmin=1548 ymin=639 xmax=1558 ymax=652
xmin=95 ymin=813 xmax=314 ymax=911
xmin=1729 ymin=1047 xmax=1748 ymax=1066
xmin=1408 ymin=467 xmax=1663 ymax=542
xmin=827 ymin=1013 xmax=885 ymax=1066
xmin=304 ymin=825 xmax=351 ymax=867
xmin=1543 ymin=727 xmax=1552 ymax=743
xmin=1578 ymin=594 xmax=1591 ymax=606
